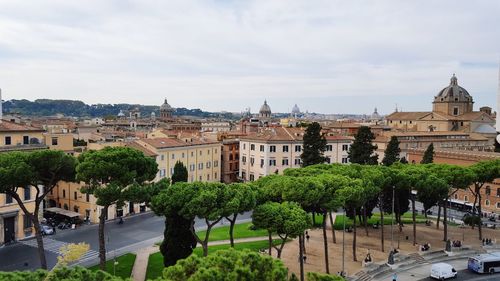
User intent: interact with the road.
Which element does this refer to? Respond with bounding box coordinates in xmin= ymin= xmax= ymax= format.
xmin=376 ymin=258 xmax=500 ymax=281
xmin=0 ymin=211 xmax=252 ymax=271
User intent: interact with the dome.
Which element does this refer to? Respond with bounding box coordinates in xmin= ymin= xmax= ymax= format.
xmin=291 ymin=104 xmax=300 ymax=114
xmin=117 ymin=110 xmax=125 ymax=117
xmin=371 ymin=107 xmax=381 ymax=120
xmin=259 ymin=100 xmax=271 ymax=115
xmin=160 ymin=98 xmax=174 ymax=112
xmin=435 ymin=74 xmax=472 ymax=103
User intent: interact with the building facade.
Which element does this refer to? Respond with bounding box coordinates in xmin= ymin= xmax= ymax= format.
xmin=239 ymin=127 xmax=352 ymax=181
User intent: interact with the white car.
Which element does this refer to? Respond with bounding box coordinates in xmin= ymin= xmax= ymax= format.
xmin=431 ymin=263 xmax=457 ymax=280
xmin=41 ymin=225 xmax=54 ymax=235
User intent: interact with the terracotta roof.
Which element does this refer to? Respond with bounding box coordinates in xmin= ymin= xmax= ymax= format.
xmin=126 ymin=142 xmax=157 ymax=157
xmin=0 ymin=120 xmax=44 ymax=132
xmin=140 ymin=137 xmax=219 ymax=149
xmin=385 ymin=112 xmax=430 ymax=120
xmin=241 ymin=127 xmax=352 ymax=142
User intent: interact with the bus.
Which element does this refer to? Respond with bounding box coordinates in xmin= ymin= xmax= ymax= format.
xmin=448 ymin=199 xmax=478 ymax=213
xmin=468 ymin=252 xmax=500 ymax=274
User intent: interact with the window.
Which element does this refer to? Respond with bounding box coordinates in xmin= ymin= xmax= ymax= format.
xmin=282 ymin=159 xmax=289 ymax=166
xmin=295 ymin=145 xmax=301 ymax=152
xmin=206 ymin=161 xmax=211 ymax=168
xmin=260 ymin=159 xmax=264 ymax=168
xmin=342 ymin=144 xmax=349 ymax=151
xmin=342 ymin=157 xmax=348 ymax=163
xmin=454 ymin=194 xmax=458 ymax=200
xmin=260 ymin=145 xmax=264 ymax=152
xmin=464 ymin=195 xmax=469 ymax=202
xmin=207 ymin=149 xmax=210 ymax=155
xmin=190 ymin=164 xmax=195 ymax=171
xmin=283 ymin=145 xmax=289 ymax=152
xmin=326 ymin=157 xmax=331 ymax=164
xmin=214 ymin=160 xmax=218 ymax=167
xmin=24 ymin=186 xmax=31 ymax=201
xmin=170 ymin=168 xmax=174 ymax=175
xmin=198 ymin=163 xmax=203 ymax=170
xmin=23 ymin=136 xmax=29 ymax=145
xmin=250 ymin=144 xmax=255 ymax=151
xmin=63 ymin=189 xmax=66 ymax=198
xmin=269 ymin=159 xmax=276 ymax=166
xmin=294 ymin=158 xmax=301 ymax=165
xmin=86 ymin=193 xmax=90 ymax=202
xmin=5 ymin=136 xmax=11 ymax=145
xmin=171 ymin=154 xmax=175 ymax=160
xmin=160 ymin=155 xmax=164 ymax=161
xmin=191 ymin=151 xmax=194 ymax=157
xmin=243 ymin=143 xmax=246 ymax=150
xmin=207 ymin=174 xmax=210 ymax=181
xmin=250 ymin=157 xmax=255 ymax=166
xmin=199 ymin=151 xmax=202 ymax=156
xmin=497 ymin=188 xmax=500 ymax=197
xmin=229 ymin=163 xmax=233 ymax=170
xmin=214 ymin=172 xmax=217 ymax=179
xmin=23 ymin=215 xmax=32 ymax=229
xmin=485 ymin=199 xmax=490 ymax=206
xmin=270 ymin=145 xmax=276 ymax=152
xmin=182 ymin=153 xmax=185 ymax=158
xmin=229 ymin=154 xmax=233 ymax=161
xmin=74 ymin=191 xmax=77 ymax=200
xmin=453 ymin=107 xmax=459 ymax=116
xmin=199 ymin=176 xmax=202 ymax=181
xmin=242 ymin=156 xmax=247 ymax=163
xmin=52 ymin=137 xmax=58 ymax=146
xmin=215 ymin=149 xmax=217 ymax=154
xmin=249 ymin=174 xmax=255 ymax=181
xmin=159 ymin=169 xmax=166 ymax=178
xmin=6 ymin=193 xmax=13 ymax=204
xmin=485 ymin=186 xmax=491 ymax=196
xmin=326 ymin=145 xmax=332 ymax=151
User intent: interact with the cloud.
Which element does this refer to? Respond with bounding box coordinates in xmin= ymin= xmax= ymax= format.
xmin=0 ymin=0 xmax=498 ymax=114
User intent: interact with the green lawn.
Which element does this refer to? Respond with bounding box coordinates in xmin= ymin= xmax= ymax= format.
xmin=333 ymin=213 xmax=427 ymax=230
xmin=195 ymin=222 xmax=268 ymax=242
xmin=88 ymin=253 xmax=136 ymax=279
xmin=146 ymin=239 xmax=282 ymax=281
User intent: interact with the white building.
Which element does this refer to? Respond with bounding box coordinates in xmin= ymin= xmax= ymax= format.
xmin=239 ymin=127 xmax=353 ymax=181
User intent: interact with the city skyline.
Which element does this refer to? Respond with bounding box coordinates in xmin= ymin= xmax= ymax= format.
xmin=0 ymin=1 xmax=499 ymax=114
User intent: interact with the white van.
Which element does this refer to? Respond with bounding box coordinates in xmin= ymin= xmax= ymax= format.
xmin=430 ymin=263 xmax=457 ymax=280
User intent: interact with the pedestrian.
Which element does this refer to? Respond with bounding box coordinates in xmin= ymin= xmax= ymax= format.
xmin=303 ymin=255 xmax=307 ymax=263
xmin=392 ymin=273 xmax=397 ymax=281
xmin=52 ymin=226 xmax=56 ymax=234
xmin=306 ymin=234 xmax=310 ymax=242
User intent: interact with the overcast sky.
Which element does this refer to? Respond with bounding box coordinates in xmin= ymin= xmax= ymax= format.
xmin=0 ymin=1 xmax=499 ymax=114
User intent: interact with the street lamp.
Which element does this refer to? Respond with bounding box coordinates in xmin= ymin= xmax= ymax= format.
xmin=391 ymin=185 xmax=395 ymax=251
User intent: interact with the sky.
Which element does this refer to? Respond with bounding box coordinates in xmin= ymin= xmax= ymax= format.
xmin=0 ymin=1 xmax=499 ymax=115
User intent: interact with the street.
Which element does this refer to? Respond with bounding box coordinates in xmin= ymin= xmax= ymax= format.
xmin=377 ymin=258 xmax=500 ymax=281
xmin=0 ymin=211 xmax=252 ymax=271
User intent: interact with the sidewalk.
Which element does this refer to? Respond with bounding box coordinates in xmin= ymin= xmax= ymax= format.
xmin=130 ymin=236 xmax=272 ymax=281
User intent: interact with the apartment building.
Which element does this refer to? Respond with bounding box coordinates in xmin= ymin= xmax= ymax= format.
xmin=239 ymin=127 xmax=352 ymax=181
xmin=134 ymin=137 xmax=222 ymax=183
xmin=0 ymin=121 xmax=47 ymax=245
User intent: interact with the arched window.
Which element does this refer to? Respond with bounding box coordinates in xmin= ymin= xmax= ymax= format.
xmin=485 ymin=200 xmax=490 ymax=206
xmin=464 ymin=195 xmax=468 ymax=202
xmin=63 ymin=204 xmax=68 ymax=210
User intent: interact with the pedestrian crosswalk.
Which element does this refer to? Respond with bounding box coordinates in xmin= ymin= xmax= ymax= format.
xmin=20 ymin=238 xmax=99 ymax=262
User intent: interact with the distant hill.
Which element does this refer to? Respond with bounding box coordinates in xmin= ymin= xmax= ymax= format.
xmin=3 ymin=99 xmax=236 ymax=119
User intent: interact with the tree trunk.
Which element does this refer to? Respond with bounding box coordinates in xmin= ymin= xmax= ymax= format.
xmin=322 ymin=213 xmax=330 ymax=274
xmin=363 ymin=206 xmax=368 ymax=237
xmin=443 ymin=198 xmax=448 ymax=242
xmin=32 ymin=214 xmax=48 ymax=269
xmin=227 ymin=214 xmax=237 ymax=247
xmin=412 ymin=197 xmax=416 ymax=246
xmin=329 ymin=212 xmax=336 ymax=244
xmin=312 ymin=212 xmax=316 ymax=226
xmin=477 ymin=188 xmax=483 ymax=240
xmin=380 ymin=196 xmax=385 ymax=252
xmin=352 ymin=208 xmax=357 ymax=262
xmin=274 ymin=235 xmax=288 ymax=259
xmin=98 ymin=205 xmax=108 ymax=270
xmin=471 ymin=190 xmax=478 ymax=230
xmin=299 ymin=234 xmax=305 ymax=281
xmin=436 ymin=203 xmax=441 ymax=229
xmin=268 ymin=231 xmax=273 ymax=256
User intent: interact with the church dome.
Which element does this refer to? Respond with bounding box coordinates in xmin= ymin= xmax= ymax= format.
xmin=259 ymin=100 xmax=271 ymax=115
xmin=160 ymin=98 xmax=174 ymax=112
xmin=291 ymin=104 xmax=301 ymax=115
xmin=435 ymin=74 xmax=473 ymax=103
xmin=371 ymin=107 xmax=381 ymax=120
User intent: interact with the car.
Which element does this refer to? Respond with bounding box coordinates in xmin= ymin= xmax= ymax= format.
xmin=430 ymin=262 xmax=457 ymax=280
xmin=41 ymin=225 xmax=54 ymax=235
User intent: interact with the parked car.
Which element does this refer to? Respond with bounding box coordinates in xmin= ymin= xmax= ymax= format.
xmin=431 ymin=263 xmax=457 ymax=280
xmin=41 ymin=225 xmax=55 ymax=236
